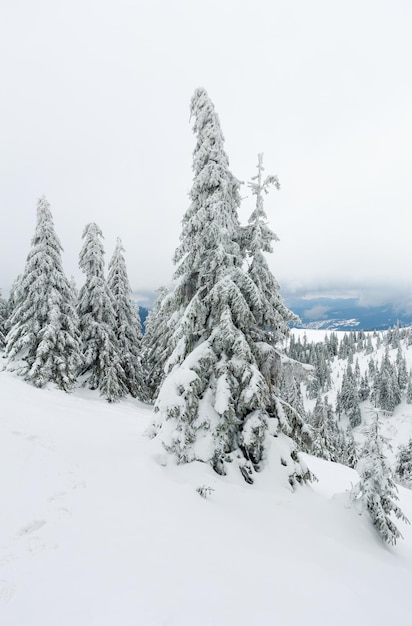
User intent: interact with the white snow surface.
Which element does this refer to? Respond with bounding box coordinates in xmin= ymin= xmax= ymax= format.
xmin=1 ymin=366 xmax=412 ymax=625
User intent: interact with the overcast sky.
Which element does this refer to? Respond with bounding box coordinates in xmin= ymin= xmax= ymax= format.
xmin=1 ymin=0 xmax=411 ymax=310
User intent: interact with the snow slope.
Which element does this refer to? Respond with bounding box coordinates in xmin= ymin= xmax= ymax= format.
xmin=1 ymin=368 xmax=412 ymax=626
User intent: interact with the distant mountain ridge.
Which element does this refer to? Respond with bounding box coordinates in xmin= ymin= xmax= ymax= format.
xmin=284 ymin=297 xmax=412 ymax=331
xmin=134 ymin=296 xmax=412 ymax=333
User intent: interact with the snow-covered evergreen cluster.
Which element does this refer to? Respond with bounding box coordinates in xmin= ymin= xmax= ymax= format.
xmin=286 ymin=327 xmax=412 ymax=542
xmin=287 ymin=327 xmax=412 ymax=428
xmin=3 ymin=199 xmax=143 ymax=402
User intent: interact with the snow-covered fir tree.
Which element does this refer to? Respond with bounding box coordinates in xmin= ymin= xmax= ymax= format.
xmin=244 ymin=153 xmax=298 ymax=344
xmin=354 ymin=358 xmax=361 ymax=383
xmin=375 ymin=349 xmax=401 ymax=413
xmin=337 ymin=364 xmax=361 ymax=427
xmin=153 ymin=88 xmax=311 ymax=485
xmin=242 ymin=154 xmax=310 ymax=461
xmin=5 ymin=197 xmax=81 ymax=390
xmin=141 ymin=286 xmax=175 ymax=402
xmin=77 ymin=223 xmax=127 ymax=402
xmin=325 ymin=332 xmax=339 ymax=358
xmin=5 ymin=276 xmax=20 ymax=328
xmin=0 ymin=289 xmax=7 ymax=348
xmin=345 ymin=426 xmax=359 ymax=469
xmin=311 ymin=395 xmax=341 ymax=462
xmin=395 ymin=438 xmax=412 ymax=488
xmin=365 ymin=334 xmax=374 ymax=354
xmin=375 ymin=332 xmax=382 ymax=349
xmin=278 ymin=362 xmax=312 ymax=454
xmin=385 ymin=326 xmax=401 ymax=350
xmin=107 ymin=238 xmax=144 ymax=398
xmin=279 ymin=363 xmax=306 ymax=422
xmin=368 ymin=356 xmax=376 ymax=380
xmin=406 ymin=372 xmax=412 ymax=404
xmin=307 ymin=347 xmax=332 ymax=399
xmin=396 ymin=346 xmax=408 ymax=392
xmin=338 ymin=332 xmax=356 ymax=361
xmin=286 ymin=336 xmax=332 ymax=400
xmin=358 ymin=372 xmax=370 ymax=401
xmin=352 ymin=411 xmax=409 ymax=545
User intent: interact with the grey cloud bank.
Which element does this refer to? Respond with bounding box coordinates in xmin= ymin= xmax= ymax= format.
xmin=1 ymin=0 xmax=411 ymax=309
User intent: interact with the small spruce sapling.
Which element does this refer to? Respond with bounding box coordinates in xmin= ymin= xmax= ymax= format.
xmin=395 ymin=438 xmax=412 ymax=488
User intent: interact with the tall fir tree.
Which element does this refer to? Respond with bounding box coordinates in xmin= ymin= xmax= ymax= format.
xmin=153 ymin=88 xmax=310 ymax=485
xmin=77 ymin=223 xmax=127 ymax=402
xmin=351 ymin=412 xmax=409 ymax=545
xmin=107 ymin=238 xmax=144 ymax=398
xmin=5 ymin=197 xmax=81 ymax=390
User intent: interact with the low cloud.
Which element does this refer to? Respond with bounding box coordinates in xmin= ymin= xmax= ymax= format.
xmin=131 ymin=289 xmax=159 ymax=308
xmin=282 ymin=278 xmax=412 ymax=313
xmin=302 ymin=305 xmax=331 ymax=320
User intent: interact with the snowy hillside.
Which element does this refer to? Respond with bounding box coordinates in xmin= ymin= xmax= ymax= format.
xmin=291 ymin=328 xmax=412 ymax=464
xmin=1 ymin=365 xmax=412 ymax=626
